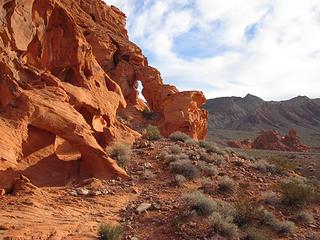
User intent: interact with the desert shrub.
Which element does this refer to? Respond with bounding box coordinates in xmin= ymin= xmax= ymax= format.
xmin=273 ymin=220 xmax=296 ymax=236
xmin=244 ymin=228 xmax=268 ymax=240
xmin=294 ymin=211 xmax=314 ymax=224
xmin=209 ymin=212 xmax=239 ymax=238
xmin=214 ymin=199 xmax=235 ymax=219
xmin=144 ymin=125 xmax=161 ymax=140
xmin=175 ymin=174 xmax=187 ymax=186
xmin=143 ymin=169 xmax=155 ymax=179
xmin=182 ymin=191 xmax=216 ymax=216
xmin=197 ymin=150 xmax=211 ymax=162
xmin=169 ymin=131 xmax=191 ymax=142
xmin=198 ymin=161 xmax=218 ymax=177
xmin=279 ymin=177 xmax=318 ymax=207
xmin=142 ymin=109 xmax=156 ymax=120
xmin=251 ymin=160 xmax=275 ymax=173
xmin=185 ymin=138 xmax=198 ymax=146
xmin=261 ymin=191 xmax=279 ymax=206
xmin=198 ymin=141 xmax=220 ymax=153
xmin=178 ymin=153 xmax=189 ymax=160
xmin=211 ymin=153 xmax=225 ymax=166
xmin=218 ymin=177 xmax=236 ymax=193
xmin=98 ymin=223 xmax=123 ymax=240
xmin=257 ymin=208 xmax=278 ymax=226
xmin=306 ymin=233 xmax=320 ymax=240
xmin=159 ymin=150 xmax=168 ymax=160
xmin=269 ymin=156 xmax=299 ymax=174
xmin=169 ymin=145 xmax=182 ymax=154
xmin=169 ymin=160 xmax=199 ymax=179
xmin=163 ymin=154 xmax=179 ymax=163
xmin=109 ymin=143 xmax=131 ymax=167
xmin=233 ymin=198 xmax=259 ymax=227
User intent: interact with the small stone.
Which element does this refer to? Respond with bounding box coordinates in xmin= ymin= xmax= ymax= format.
xmin=76 ymin=188 xmax=90 ymax=196
xmin=136 ymin=203 xmax=152 ymax=213
xmin=130 ymin=237 xmax=139 ymax=240
xmin=101 ymin=189 xmax=109 ymax=195
xmin=131 ymin=187 xmax=139 ymax=194
xmin=144 ymin=162 xmax=152 ymax=168
xmin=0 ymin=188 xmax=5 ymax=196
xmin=89 ymin=190 xmax=102 ymax=196
xmin=69 ymin=190 xmax=78 ymax=196
xmin=0 ymin=223 xmax=13 ymax=230
xmin=151 ymin=203 xmax=161 ymax=210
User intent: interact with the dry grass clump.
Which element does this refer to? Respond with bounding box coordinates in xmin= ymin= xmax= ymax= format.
xmin=261 ymin=191 xmax=279 ymax=206
xmin=244 ymin=228 xmax=268 ymax=240
xmin=198 ymin=161 xmax=218 ymax=177
xmin=251 ymin=160 xmax=275 ymax=173
xmin=182 ymin=191 xmax=216 ymax=217
xmin=144 ymin=125 xmax=161 ymax=140
xmin=209 ymin=212 xmax=239 ymax=238
xmin=169 ymin=145 xmax=182 ymax=154
xmin=169 ymin=160 xmax=199 ymax=180
xmin=233 ymin=198 xmax=259 ymax=227
xmin=198 ymin=141 xmax=220 ymax=153
xmin=218 ymin=177 xmax=236 ymax=193
xmin=175 ymin=174 xmax=187 ymax=186
xmin=294 ymin=211 xmax=314 ymax=224
xmin=269 ymin=156 xmax=299 ymax=175
xmin=169 ymin=131 xmax=191 ymax=142
xmin=98 ymin=223 xmax=123 ymax=240
xmin=109 ymin=143 xmax=131 ymax=167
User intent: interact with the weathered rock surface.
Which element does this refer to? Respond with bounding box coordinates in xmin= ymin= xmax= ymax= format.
xmin=228 ymin=129 xmax=309 ymax=152
xmin=0 ymin=0 xmax=207 ymax=188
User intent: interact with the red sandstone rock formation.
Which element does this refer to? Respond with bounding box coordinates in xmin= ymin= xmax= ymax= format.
xmin=228 ymin=129 xmax=309 ymax=152
xmin=227 ymin=139 xmax=252 ymax=149
xmin=0 ymin=0 xmax=207 ymax=189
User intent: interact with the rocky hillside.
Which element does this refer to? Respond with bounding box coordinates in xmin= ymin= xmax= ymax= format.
xmin=0 ymin=0 xmax=207 ymax=189
xmin=205 ymin=94 xmax=320 ymax=146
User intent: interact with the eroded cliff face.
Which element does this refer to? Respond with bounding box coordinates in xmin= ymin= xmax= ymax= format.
xmin=0 ymin=0 xmax=208 ymax=189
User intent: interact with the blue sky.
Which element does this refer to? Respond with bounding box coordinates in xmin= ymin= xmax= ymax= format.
xmin=106 ymin=0 xmax=320 ymax=100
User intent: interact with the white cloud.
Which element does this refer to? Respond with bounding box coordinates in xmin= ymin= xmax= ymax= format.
xmin=105 ymin=0 xmax=320 ymax=100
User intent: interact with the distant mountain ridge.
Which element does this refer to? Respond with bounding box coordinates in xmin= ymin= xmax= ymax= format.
xmin=204 ymin=94 xmax=320 ymax=137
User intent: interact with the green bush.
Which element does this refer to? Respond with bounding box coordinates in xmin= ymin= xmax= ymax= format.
xmin=280 ymin=177 xmax=318 ymax=207
xmin=269 ymin=156 xmax=299 ymax=175
xmin=169 ymin=131 xmax=191 ymax=142
xmin=98 ymin=223 xmax=123 ymax=240
xmin=182 ymin=191 xmax=216 ymax=217
xmin=234 ymin=198 xmax=259 ymax=227
xmin=170 ymin=160 xmax=199 ymax=179
xmin=144 ymin=125 xmax=161 ymax=140
xmin=109 ymin=143 xmax=131 ymax=167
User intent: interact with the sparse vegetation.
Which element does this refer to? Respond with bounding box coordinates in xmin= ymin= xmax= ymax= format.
xmin=261 ymin=191 xmax=279 ymax=206
xmin=273 ymin=220 xmax=296 ymax=236
xmin=244 ymin=228 xmax=268 ymax=240
xmin=294 ymin=211 xmax=314 ymax=224
xmin=142 ymin=109 xmax=155 ymax=120
xmin=279 ymin=176 xmax=318 ymax=207
xmin=269 ymin=156 xmax=299 ymax=175
xmin=218 ymin=177 xmax=236 ymax=193
xmin=169 ymin=131 xmax=191 ymax=142
xmin=209 ymin=212 xmax=239 ymax=238
xmin=144 ymin=125 xmax=161 ymax=140
xmin=175 ymin=174 xmax=187 ymax=186
xmin=182 ymin=191 xmax=216 ymax=216
xmin=169 ymin=160 xmax=199 ymax=179
xmin=251 ymin=160 xmax=275 ymax=173
xmin=198 ymin=161 xmax=218 ymax=177
xmin=233 ymin=198 xmax=259 ymax=227
xmin=198 ymin=141 xmax=220 ymax=153
xmin=109 ymin=143 xmax=131 ymax=167
xmin=169 ymin=145 xmax=182 ymax=154
xmin=98 ymin=223 xmax=123 ymax=240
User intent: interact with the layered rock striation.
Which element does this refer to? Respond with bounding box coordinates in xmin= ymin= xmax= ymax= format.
xmin=0 ymin=0 xmax=207 ymax=189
